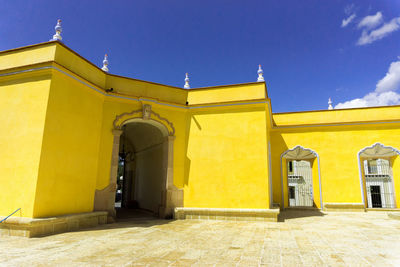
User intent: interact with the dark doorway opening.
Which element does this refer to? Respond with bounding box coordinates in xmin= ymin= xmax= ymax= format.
xmin=370 ymin=185 xmax=382 ymax=208
xmin=114 ymin=121 xmax=168 ymax=220
xmin=289 ymin=186 xmax=295 ymax=200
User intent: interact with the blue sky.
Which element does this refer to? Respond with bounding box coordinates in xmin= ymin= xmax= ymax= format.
xmin=1 ymin=0 xmax=400 ymax=112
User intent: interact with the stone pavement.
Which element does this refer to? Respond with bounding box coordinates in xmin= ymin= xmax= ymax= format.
xmin=1 ymin=210 xmax=399 ymax=266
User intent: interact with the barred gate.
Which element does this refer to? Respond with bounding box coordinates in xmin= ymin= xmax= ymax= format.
xmin=364 ymin=159 xmax=396 ymax=208
xmin=288 ymin=160 xmax=313 ymax=207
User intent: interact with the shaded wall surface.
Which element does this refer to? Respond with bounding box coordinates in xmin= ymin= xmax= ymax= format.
xmin=33 ymin=71 xmax=104 ymax=217
xmin=134 ymin=144 xmax=164 ymax=213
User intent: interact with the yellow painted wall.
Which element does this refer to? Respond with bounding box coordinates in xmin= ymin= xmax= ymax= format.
xmin=32 ymin=70 xmax=104 ymax=217
xmin=273 ymin=106 xmax=400 ymax=126
xmin=0 ymin=74 xmax=51 ymax=217
xmin=271 ymin=124 xmax=400 ymax=208
xmin=187 ymin=83 xmax=267 ymax=105
xmin=54 ymin=44 xmax=106 ymax=89
xmin=184 ymin=105 xmax=271 ymax=209
xmin=105 ymin=75 xmax=187 ymax=105
xmin=0 ymin=43 xmax=56 ymax=71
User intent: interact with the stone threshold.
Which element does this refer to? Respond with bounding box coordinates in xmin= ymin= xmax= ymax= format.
xmin=0 ymin=211 xmax=108 ymax=238
xmin=366 ymin=208 xmax=400 ymax=212
xmin=174 ymin=207 xmax=279 ymax=222
xmin=323 ymin=203 xmax=365 ymax=212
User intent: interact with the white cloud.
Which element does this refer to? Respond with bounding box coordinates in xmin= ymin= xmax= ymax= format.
xmin=335 ymin=91 xmax=400 ymax=109
xmin=358 ymin=12 xmax=383 ymax=29
xmin=341 ymin=10 xmax=400 ymax=45
xmin=376 ymin=61 xmax=400 ymax=92
xmin=342 ymin=14 xmax=356 ymax=28
xmin=335 ymin=59 xmax=400 ymax=109
xmin=357 ymin=16 xmax=400 ymax=45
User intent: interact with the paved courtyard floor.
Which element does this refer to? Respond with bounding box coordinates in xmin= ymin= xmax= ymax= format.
xmin=1 ymin=210 xmax=399 ymax=266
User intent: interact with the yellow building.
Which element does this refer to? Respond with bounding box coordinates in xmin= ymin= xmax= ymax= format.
xmin=1 ymin=24 xmax=400 ymax=237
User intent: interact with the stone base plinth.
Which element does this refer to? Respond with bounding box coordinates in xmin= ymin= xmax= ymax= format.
xmin=174 ymin=207 xmax=279 ymax=222
xmin=284 ymin=207 xmax=321 ymax=211
xmin=323 ymin=203 xmax=365 ymax=212
xmin=366 ymin=208 xmax=400 ymax=212
xmin=0 ymin=211 xmax=108 ymax=238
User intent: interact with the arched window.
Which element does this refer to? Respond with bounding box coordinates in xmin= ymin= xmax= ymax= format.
xmin=359 ymin=143 xmax=398 ymax=209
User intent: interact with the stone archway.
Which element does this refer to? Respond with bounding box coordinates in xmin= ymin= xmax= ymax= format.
xmin=94 ymin=104 xmax=183 ymax=221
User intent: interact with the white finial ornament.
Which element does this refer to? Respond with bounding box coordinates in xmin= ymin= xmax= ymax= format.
xmin=257 ymin=64 xmax=264 ymax=82
xmin=102 ymin=54 xmax=109 ymax=72
xmin=328 ymin=97 xmax=333 ymax=110
xmin=184 ymin=73 xmax=190 ymax=89
xmin=50 ymin=19 xmax=62 ymax=41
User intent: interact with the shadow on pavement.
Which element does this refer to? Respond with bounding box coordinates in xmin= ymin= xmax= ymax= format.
xmin=278 ymin=208 xmax=325 ymax=222
xmin=70 ymin=208 xmax=174 ymax=234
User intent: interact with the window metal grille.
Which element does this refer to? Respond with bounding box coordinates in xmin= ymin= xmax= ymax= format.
xmin=364 ymin=159 xmax=396 ymax=209
xmin=287 ymin=160 xmax=313 ymax=207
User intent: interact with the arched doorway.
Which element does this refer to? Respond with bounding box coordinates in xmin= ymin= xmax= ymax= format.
xmin=358 ymin=143 xmax=398 ymax=209
xmin=281 ymin=146 xmax=322 ymax=209
xmin=115 ymin=120 xmax=168 ymax=217
xmin=93 ymin=105 xmax=183 ymax=220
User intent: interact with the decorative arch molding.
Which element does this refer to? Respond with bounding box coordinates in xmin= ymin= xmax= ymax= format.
xmin=280 ymin=146 xmax=323 ymax=210
xmin=112 ymin=104 xmax=175 ymax=136
xmin=281 ymin=145 xmax=318 ymax=160
xmin=358 ymin=142 xmax=400 ymax=158
xmin=357 ymin=142 xmax=400 ymax=208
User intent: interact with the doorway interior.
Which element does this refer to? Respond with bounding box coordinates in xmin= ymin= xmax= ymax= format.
xmin=115 ymin=120 xmax=169 ymax=219
xmin=281 ymin=146 xmax=321 ymax=209
xmin=287 ymin=160 xmax=313 ymax=207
